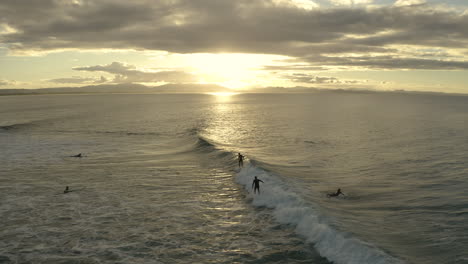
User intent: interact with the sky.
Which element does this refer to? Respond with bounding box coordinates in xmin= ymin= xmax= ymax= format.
xmin=1 ymin=0 xmax=468 ymax=93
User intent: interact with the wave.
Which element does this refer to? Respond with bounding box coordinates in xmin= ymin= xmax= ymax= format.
xmin=0 ymin=122 xmax=35 ymax=132
xmin=91 ymin=130 xmax=162 ymax=137
xmin=236 ymin=163 xmax=404 ymax=264
xmin=0 ymin=116 xmax=80 ymax=133
xmin=93 ymin=127 xmax=205 ymax=138
xmin=191 ymin=135 xmax=237 ymax=166
xmin=57 ymin=127 xmax=204 ymax=138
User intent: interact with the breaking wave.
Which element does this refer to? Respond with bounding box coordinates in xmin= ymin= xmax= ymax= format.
xmin=235 ymin=163 xmax=404 ymax=264
xmin=188 ymin=132 xmax=404 ymax=264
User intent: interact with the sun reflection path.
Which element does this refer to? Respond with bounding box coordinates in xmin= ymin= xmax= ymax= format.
xmin=202 ymin=92 xmax=247 ymax=151
xmin=207 ymin=92 xmax=240 ymax=97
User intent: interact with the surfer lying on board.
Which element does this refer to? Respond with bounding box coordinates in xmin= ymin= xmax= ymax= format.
xmin=327 ymin=188 xmax=344 ymax=197
xmin=71 ymin=153 xmax=82 ymax=158
xmin=238 ymin=153 xmax=245 ymax=168
xmin=252 ymin=176 xmax=264 ymax=194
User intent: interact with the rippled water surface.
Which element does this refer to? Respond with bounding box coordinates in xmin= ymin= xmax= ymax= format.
xmin=1 ymin=93 xmax=468 ymax=264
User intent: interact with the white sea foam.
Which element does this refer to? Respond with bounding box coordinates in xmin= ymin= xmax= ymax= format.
xmin=236 ymin=163 xmax=404 ymax=264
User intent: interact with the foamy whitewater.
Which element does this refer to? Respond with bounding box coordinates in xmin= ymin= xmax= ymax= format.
xmin=1 ymin=92 xmax=467 ymax=264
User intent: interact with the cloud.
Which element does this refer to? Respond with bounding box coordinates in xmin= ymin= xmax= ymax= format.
xmin=73 ymin=62 xmax=197 ymax=83
xmin=96 ymin=76 xmax=108 ymax=83
xmin=73 ymin=62 xmax=135 ymax=75
xmin=274 ymin=0 xmax=319 ymax=10
xmin=289 ymin=73 xmax=340 ymax=83
xmin=303 ymin=55 xmax=468 ymax=70
xmin=47 ymin=76 xmax=99 ymax=84
xmin=1 ymin=0 xmax=468 ymax=70
xmin=394 ymin=0 xmax=426 ymax=7
xmin=329 ymin=0 xmax=374 ymax=6
xmin=0 ymin=79 xmax=14 ymax=86
xmin=262 ymin=64 xmax=326 ymax=71
xmin=284 ymin=73 xmax=365 ymax=84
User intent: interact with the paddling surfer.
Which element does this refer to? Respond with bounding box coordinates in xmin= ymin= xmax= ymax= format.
xmin=327 ymin=188 xmax=344 ymax=197
xmin=64 ymin=186 xmax=72 ymax=194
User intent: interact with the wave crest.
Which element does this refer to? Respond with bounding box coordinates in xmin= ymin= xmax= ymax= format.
xmin=0 ymin=122 xmax=35 ymax=132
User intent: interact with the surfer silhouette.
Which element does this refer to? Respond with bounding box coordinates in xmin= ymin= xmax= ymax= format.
xmin=327 ymin=188 xmax=344 ymax=197
xmin=71 ymin=153 xmax=82 ymax=158
xmin=64 ymin=186 xmax=71 ymax=193
xmin=238 ymin=153 xmax=245 ymax=168
xmin=252 ymin=176 xmax=264 ymax=194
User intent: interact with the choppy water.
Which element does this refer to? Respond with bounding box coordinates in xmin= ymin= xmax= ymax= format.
xmin=1 ymin=92 xmax=467 ymax=264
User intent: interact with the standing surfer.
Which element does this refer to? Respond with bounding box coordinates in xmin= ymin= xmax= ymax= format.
xmin=238 ymin=153 xmax=245 ymax=168
xmin=252 ymin=176 xmax=264 ymax=194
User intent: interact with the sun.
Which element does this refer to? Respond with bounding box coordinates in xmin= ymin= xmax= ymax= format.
xmin=148 ymin=52 xmax=291 ymax=89
xmin=184 ymin=53 xmax=286 ymax=89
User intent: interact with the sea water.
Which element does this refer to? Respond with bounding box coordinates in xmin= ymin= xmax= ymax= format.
xmin=1 ymin=92 xmax=467 ymax=264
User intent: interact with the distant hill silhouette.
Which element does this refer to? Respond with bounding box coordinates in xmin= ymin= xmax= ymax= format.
xmin=0 ymin=83 xmax=233 ymax=96
xmin=1 ymin=83 xmax=459 ymax=97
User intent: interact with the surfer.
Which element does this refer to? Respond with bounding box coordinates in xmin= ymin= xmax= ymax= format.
xmin=71 ymin=153 xmax=82 ymax=158
xmin=238 ymin=153 xmax=245 ymax=168
xmin=64 ymin=186 xmax=71 ymax=194
xmin=252 ymin=176 xmax=264 ymax=194
xmin=327 ymin=188 xmax=344 ymax=197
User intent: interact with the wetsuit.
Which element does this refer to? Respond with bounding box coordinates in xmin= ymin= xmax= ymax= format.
xmin=252 ymin=178 xmax=264 ymax=194
xmin=328 ymin=189 xmax=343 ymax=197
xmin=238 ymin=154 xmax=244 ymax=168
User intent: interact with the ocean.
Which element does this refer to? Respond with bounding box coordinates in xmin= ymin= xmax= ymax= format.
xmin=1 ymin=92 xmax=467 ymax=264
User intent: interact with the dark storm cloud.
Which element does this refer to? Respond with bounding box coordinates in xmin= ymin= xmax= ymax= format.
xmin=1 ymin=0 xmax=468 ymax=69
xmin=73 ymin=62 xmax=197 ymax=83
